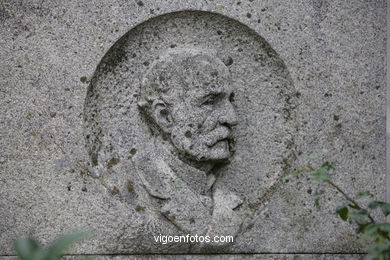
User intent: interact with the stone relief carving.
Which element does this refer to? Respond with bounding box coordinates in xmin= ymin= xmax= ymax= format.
xmin=135 ymin=48 xmax=242 ymax=238
xmin=83 ymin=11 xmax=297 ymax=252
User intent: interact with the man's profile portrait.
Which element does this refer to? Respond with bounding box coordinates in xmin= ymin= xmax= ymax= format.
xmin=83 ymin=11 xmax=297 ymax=252
xmin=134 ymin=48 xmax=243 ymax=238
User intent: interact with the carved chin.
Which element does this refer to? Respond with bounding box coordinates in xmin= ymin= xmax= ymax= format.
xmin=205 ymin=140 xmax=232 ymax=161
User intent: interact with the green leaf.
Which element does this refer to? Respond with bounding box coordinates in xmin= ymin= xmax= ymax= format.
xmin=348 ymin=208 xmax=370 ymax=227
xmin=311 ymin=167 xmax=330 ymax=183
xmin=321 ymin=161 xmax=335 ymax=171
xmin=378 ymin=223 xmax=390 ymax=233
xmin=358 ymin=222 xmax=374 ymax=235
xmin=336 ymin=206 xmax=349 ymax=221
xmin=355 ymin=191 xmax=374 ymax=200
xmin=30 ymin=248 xmax=49 ymax=260
xmin=313 ymin=189 xmax=325 ymax=196
xmin=14 ymin=237 xmax=41 ymax=260
xmin=348 ymin=203 xmax=360 ymax=209
xmin=358 ymin=223 xmax=381 ymax=245
xmin=361 ymin=223 xmax=377 ymax=235
xmin=46 ymin=232 xmax=89 ymax=260
xmin=314 ymin=197 xmax=321 ymax=209
xmin=369 ymin=201 xmax=390 ymax=217
xmin=365 ymin=241 xmax=390 ymax=260
xmin=359 ymin=223 xmax=390 ymax=247
xmin=309 ymin=162 xmax=335 ymax=184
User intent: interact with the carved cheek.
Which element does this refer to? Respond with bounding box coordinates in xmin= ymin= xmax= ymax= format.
xmin=198 ymin=112 xmax=218 ymax=133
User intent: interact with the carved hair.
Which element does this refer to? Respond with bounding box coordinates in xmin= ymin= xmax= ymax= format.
xmin=138 ymin=47 xmax=230 ymax=115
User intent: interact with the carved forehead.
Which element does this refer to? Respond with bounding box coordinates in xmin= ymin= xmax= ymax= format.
xmin=141 ymin=48 xmax=230 ymax=91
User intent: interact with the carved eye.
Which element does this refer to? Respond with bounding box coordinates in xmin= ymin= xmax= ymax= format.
xmin=202 ymin=94 xmax=219 ymax=105
xmin=229 ymin=92 xmax=235 ymax=103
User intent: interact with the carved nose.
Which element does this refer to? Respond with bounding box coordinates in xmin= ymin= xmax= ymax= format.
xmin=218 ymin=100 xmax=238 ymax=127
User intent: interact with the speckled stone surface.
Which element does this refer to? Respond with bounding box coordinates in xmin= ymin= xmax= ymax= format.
xmin=0 ymin=0 xmax=386 ymax=256
xmin=0 ymin=255 xmax=366 ymax=260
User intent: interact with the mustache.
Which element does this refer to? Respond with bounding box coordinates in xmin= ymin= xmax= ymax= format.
xmin=204 ymin=126 xmax=233 ymax=147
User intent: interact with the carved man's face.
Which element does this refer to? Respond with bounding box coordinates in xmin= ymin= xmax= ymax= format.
xmin=150 ymin=53 xmax=237 ymax=162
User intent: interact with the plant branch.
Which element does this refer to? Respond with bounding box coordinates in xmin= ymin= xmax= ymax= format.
xmin=306 ymin=165 xmax=376 ymax=223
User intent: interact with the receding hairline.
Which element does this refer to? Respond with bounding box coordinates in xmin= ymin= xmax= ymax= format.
xmin=138 ymin=48 xmax=231 ymax=110
xmin=141 ymin=48 xmax=229 ymax=84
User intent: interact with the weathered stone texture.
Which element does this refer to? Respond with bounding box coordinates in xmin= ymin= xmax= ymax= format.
xmin=0 ymin=0 xmax=386 ymax=256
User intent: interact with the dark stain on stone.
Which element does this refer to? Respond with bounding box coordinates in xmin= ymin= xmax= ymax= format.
xmin=185 ymin=130 xmax=192 ymax=138
xmin=248 ymin=203 xmax=256 ymax=210
xmin=0 ymin=7 xmax=10 ymax=22
xmin=111 ymin=186 xmax=120 ymax=195
xmin=333 ymin=115 xmax=339 ymax=121
xmin=135 ymin=205 xmax=145 ymax=212
xmin=170 ymin=44 xmax=177 ymax=48
xmin=127 ymin=180 xmax=135 ymax=193
xmin=246 ymin=13 xmax=252 ymax=18
xmin=91 ymin=154 xmax=98 ymax=166
xmin=143 ymin=61 xmax=150 ymax=66
xmin=80 ymin=76 xmax=88 ymax=83
xmin=107 ymin=157 xmax=119 ymax=168
xmin=224 ymin=56 xmax=233 ymax=66
xmin=130 ymin=148 xmax=137 ymax=155
xmin=137 ymin=1 xmax=144 ymax=7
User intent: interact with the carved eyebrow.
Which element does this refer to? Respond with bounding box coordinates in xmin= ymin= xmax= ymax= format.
xmin=204 ymin=91 xmax=223 ymax=96
xmin=200 ymin=92 xmax=224 ymax=104
xmin=204 ymin=91 xmax=224 ymax=98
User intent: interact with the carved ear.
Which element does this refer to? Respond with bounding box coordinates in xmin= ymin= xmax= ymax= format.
xmin=151 ymin=99 xmax=173 ymax=133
